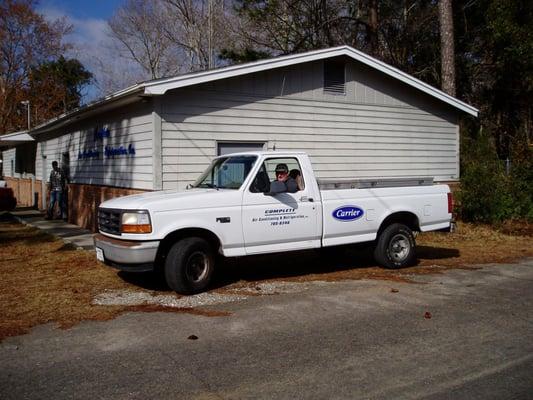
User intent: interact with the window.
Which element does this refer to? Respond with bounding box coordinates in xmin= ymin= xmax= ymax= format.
xmin=217 ymin=142 xmax=265 ymax=156
xmin=193 ymin=155 xmax=257 ymax=190
xmin=250 ymin=157 xmax=305 ymax=193
xmin=323 ymin=59 xmax=346 ymax=95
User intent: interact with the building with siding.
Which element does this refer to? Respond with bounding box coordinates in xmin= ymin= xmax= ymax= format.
xmin=0 ymin=46 xmax=477 ymax=230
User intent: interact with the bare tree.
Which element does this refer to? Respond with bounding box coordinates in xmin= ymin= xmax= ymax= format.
xmin=107 ymin=0 xmax=234 ymax=83
xmin=163 ymin=0 xmax=234 ymax=71
xmin=91 ymin=54 xmax=148 ymax=95
xmin=0 ymin=0 xmax=71 ymax=133
xmin=108 ymin=0 xmax=181 ymax=80
xmin=367 ymin=0 xmax=379 ymax=57
xmin=438 ymin=0 xmax=456 ymax=96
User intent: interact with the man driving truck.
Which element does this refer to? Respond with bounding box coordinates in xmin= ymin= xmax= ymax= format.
xmin=275 ymin=163 xmax=298 ymax=193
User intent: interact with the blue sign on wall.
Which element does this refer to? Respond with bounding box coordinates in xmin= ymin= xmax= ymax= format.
xmin=78 ymin=149 xmax=99 ymax=160
xmin=104 ymin=144 xmax=136 ymax=157
xmin=79 ymin=127 xmax=136 ymax=160
xmin=94 ymin=127 xmax=110 ymax=141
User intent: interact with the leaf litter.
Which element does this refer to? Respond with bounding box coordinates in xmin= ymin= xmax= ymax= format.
xmin=0 ymin=214 xmax=531 ymax=341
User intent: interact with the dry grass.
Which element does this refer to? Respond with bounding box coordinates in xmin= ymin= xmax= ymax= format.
xmin=217 ymin=222 xmax=532 ymax=286
xmin=0 ymin=214 xmax=531 ymax=342
xmin=0 ymin=219 xmax=132 ymax=340
xmin=418 ymin=221 xmax=532 ymax=266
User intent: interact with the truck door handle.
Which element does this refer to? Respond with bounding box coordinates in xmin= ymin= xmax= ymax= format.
xmin=300 ymin=196 xmax=314 ymax=202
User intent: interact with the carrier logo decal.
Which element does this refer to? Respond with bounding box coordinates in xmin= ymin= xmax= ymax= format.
xmin=332 ymin=206 xmax=364 ymax=221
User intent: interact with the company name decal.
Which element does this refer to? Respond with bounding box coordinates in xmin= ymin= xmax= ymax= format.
xmin=251 ymin=207 xmax=307 ymax=226
xmin=78 ymin=128 xmax=136 ymax=160
xmin=332 ymin=206 xmax=364 ymax=221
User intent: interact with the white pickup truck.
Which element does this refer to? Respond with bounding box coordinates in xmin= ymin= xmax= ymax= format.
xmin=94 ymin=152 xmax=453 ymax=294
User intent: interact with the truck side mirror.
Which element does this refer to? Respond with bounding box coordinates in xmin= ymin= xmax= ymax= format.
xmin=265 ymin=180 xmax=287 ymax=196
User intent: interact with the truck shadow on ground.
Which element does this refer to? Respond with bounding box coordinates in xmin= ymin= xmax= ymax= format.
xmin=117 ymin=244 xmax=460 ymax=292
xmin=416 ymin=245 xmax=460 ymax=260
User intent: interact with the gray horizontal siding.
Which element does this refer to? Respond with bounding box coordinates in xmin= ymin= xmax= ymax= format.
xmin=161 ymin=86 xmax=459 ymax=190
xmin=37 ymin=102 xmax=153 ymax=190
xmin=200 ymin=60 xmax=415 ymax=109
xmin=1 ymin=148 xmax=17 ymax=177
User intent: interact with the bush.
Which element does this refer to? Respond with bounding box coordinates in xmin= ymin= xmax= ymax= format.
xmin=508 ymin=153 xmax=533 ymax=220
xmin=459 ymin=135 xmax=532 ymax=223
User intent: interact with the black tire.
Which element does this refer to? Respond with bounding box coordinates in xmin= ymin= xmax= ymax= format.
xmin=164 ymin=237 xmax=215 ymax=294
xmin=374 ymin=223 xmax=416 ymax=269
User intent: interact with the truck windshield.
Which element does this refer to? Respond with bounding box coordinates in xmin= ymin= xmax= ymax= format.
xmin=192 ymin=155 xmax=258 ymax=190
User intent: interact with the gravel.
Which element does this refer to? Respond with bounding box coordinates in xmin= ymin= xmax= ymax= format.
xmin=225 ymin=281 xmax=322 ymax=295
xmin=92 ymin=290 xmax=249 ymax=308
xmin=92 ymin=281 xmax=323 ymax=308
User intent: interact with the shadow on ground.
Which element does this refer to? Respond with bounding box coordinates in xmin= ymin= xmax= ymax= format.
xmin=416 ymin=245 xmax=460 ymax=260
xmin=117 ymin=243 xmax=461 ymax=292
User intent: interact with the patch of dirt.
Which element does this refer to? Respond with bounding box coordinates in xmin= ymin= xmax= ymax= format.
xmin=0 ymin=215 xmax=531 ymax=342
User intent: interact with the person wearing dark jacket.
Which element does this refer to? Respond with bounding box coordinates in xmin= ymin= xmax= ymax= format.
xmin=46 ymin=161 xmax=66 ymax=219
xmin=275 ymin=163 xmax=298 ymax=193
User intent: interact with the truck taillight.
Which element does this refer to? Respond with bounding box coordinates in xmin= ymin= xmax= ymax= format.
xmin=447 ymin=192 xmax=454 ymax=214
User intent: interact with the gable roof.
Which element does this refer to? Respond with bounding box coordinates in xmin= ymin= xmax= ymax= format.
xmin=143 ymin=45 xmax=478 ymax=117
xmin=27 ymin=45 xmax=477 ymax=134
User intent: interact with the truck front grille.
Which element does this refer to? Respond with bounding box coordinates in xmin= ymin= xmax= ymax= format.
xmin=98 ymin=208 xmax=121 ymax=235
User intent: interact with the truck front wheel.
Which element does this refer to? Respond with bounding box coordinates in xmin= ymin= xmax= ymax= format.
xmin=164 ymin=237 xmax=214 ymax=294
xmin=374 ymin=223 xmax=416 ymax=269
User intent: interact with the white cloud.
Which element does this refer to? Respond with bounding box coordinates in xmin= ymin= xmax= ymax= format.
xmin=38 ymin=5 xmax=146 ymax=102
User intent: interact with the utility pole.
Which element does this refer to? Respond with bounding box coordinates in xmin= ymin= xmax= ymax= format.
xmin=21 ymin=100 xmax=31 ymax=130
xmin=208 ymin=0 xmax=213 ymax=69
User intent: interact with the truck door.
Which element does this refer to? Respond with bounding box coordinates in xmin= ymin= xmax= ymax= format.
xmin=242 ymin=156 xmax=321 ymax=255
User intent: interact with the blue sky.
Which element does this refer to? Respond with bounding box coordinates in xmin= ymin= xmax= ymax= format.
xmin=38 ymin=0 xmax=124 ymax=20
xmin=37 ymin=0 xmax=139 ymax=101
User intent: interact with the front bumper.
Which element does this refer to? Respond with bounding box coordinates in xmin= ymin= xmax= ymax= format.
xmin=94 ymin=233 xmax=159 ymax=272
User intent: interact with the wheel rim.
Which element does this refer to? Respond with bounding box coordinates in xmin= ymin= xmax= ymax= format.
xmin=388 ymin=233 xmax=410 ymax=262
xmin=185 ymin=251 xmax=210 ymax=283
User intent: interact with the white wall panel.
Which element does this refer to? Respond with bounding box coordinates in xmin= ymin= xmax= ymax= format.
xmin=1 ymin=148 xmax=17 ymax=177
xmin=161 ymin=58 xmax=460 ymax=191
xmin=36 ymin=102 xmax=153 ymax=189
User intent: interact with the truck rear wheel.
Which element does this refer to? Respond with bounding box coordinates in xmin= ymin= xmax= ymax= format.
xmin=164 ymin=237 xmax=214 ymax=294
xmin=374 ymin=223 xmax=416 ymax=269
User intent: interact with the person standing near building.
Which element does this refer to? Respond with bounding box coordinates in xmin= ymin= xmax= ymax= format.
xmin=46 ymin=161 xmax=65 ymax=220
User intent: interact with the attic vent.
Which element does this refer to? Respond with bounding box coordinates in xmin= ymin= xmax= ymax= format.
xmin=324 ymin=60 xmax=345 ymax=95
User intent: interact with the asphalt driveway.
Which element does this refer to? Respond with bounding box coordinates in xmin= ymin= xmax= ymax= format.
xmin=1 ymin=259 xmax=532 ymax=400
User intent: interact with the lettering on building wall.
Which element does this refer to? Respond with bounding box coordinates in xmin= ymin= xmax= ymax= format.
xmin=104 ymin=144 xmax=136 ymax=157
xmin=78 ymin=126 xmax=135 ymax=160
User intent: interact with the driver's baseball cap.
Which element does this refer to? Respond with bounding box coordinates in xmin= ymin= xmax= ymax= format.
xmin=275 ymin=163 xmax=289 ymax=173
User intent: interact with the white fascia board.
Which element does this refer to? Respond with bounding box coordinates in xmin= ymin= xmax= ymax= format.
xmin=345 ymin=47 xmax=479 ymax=117
xmin=0 ymin=131 xmax=34 ymax=142
xmin=29 ymin=83 xmax=144 ymax=134
xmin=0 ymin=131 xmax=34 ymax=147
xmin=143 ymin=47 xmax=347 ymax=95
xmin=143 ymin=45 xmax=478 ymax=117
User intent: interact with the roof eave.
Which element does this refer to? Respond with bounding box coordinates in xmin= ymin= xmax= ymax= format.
xmin=29 ymin=84 xmax=145 ymax=135
xmin=143 ymin=45 xmax=478 ymax=117
xmin=0 ymin=131 xmax=34 ymax=148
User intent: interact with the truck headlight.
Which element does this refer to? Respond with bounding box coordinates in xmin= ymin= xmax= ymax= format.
xmin=121 ymin=211 xmax=152 ymax=233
